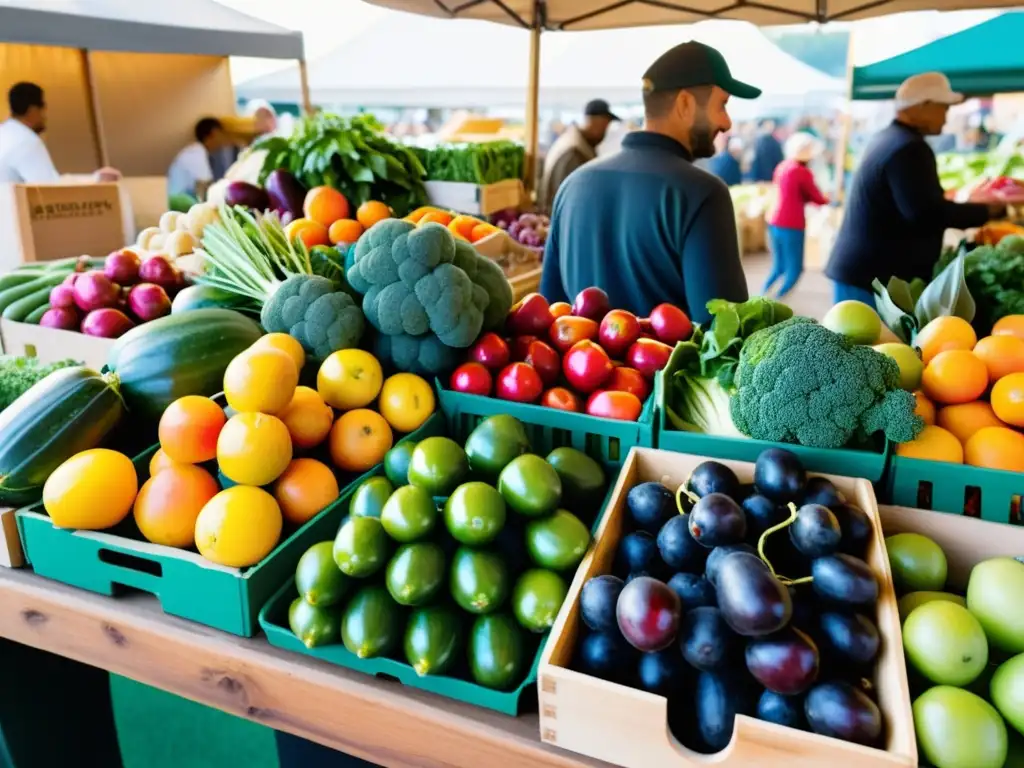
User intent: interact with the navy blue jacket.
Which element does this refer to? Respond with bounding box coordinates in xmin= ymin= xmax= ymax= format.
xmin=538 ymin=131 xmax=748 ymax=324
xmin=706 ymin=152 xmax=742 ymax=187
xmin=749 ymin=134 xmax=783 ymax=183
xmin=827 ymin=121 xmax=990 ymax=289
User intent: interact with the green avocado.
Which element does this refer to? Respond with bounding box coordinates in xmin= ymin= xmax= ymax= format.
xmin=408 ymin=437 xmax=469 ymax=496
xmin=350 ymin=476 xmax=394 ymax=519
xmin=526 ymin=509 xmax=591 ymax=571
xmin=295 ymin=541 xmax=350 ymax=607
xmin=444 ymin=481 xmax=507 ymax=546
xmin=404 ymin=605 xmax=463 ymax=677
xmin=386 ymin=542 xmax=446 ymax=606
xmin=341 ymin=585 xmax=402 ymax=659
xmin=333 ymin=516 xmax=390 ymax=578
xmin=498 ymin=454 xmax=562 ymax=517
xmin=450 ymin=546 xmax=509 ymax=614
xmin=464 ymin=415 xmax=531 ymax=480
xmin=384 ymin=441 xmax=416 ymax=487
xmin=469 ymin=613 xmax=526 ymax=690
xmin=512 ymin=569 xmax=568 ymax=633
xmin=380 ymin=485 xmax=438 ymax=543
xmin=288 ymin=597 xmax=340 ymax=649
xmin=545 ymin=447 xmax=606 ymax=515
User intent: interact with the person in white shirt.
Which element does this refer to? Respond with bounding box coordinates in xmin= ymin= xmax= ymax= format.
xmin=167 ymin=117 xmax=230 ymax=201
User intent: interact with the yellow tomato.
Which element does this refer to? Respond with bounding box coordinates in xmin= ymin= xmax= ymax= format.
xmin=195 ymin=486 xmax=283 ymax=567
xmin=317 ymin=349 xmax=383 ymax=410
xmin=148 ymin=448 xmax=181 ymax=476
xmin=43 ymin=449 xmax=138 ymax=530
xmin=251 ymin=333 xmax=306 ymax=373
xmin=378 ymin=373 xmax=435 ymax=433
xmin=217 ymin=412 xmax=293 ymax=486
xmin=223 ymin=348 xmax=298 ymax=415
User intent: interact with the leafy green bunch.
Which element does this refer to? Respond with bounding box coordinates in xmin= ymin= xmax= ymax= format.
xmin=930 ymin=237 xmax=1024 ymax=336
xmin=412 ymin=141 xmax=525 ymax=185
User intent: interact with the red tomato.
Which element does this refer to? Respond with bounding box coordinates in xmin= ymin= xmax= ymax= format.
xmin=495 ymin=362 xmax=543 ymax=403
xmin=605 ymin=367 xmax=649 ymax=401
xmin=541 ymin=387 xmax=581 ymax=412
xmin=510 ymin=335 xmax=539 ymax=361
xmin=563 ymin=340 xmax=613 ymax=394
xmin=449 ymin=362 xmax=492 ymax=396
xmin=470 ymin=332 xmax=510 ymax=371
xmin=585 ymin=390 xmax=642 ymax=421
xmin=524 ymin=340 xmax=561 ymax=386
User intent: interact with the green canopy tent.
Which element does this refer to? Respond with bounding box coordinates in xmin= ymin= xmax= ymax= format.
xmin=852 ymin=11 xmax=1024 ymax=99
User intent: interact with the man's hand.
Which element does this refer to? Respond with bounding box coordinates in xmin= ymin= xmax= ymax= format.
xmin=987 ymin=202 xmax=1008 ymax=220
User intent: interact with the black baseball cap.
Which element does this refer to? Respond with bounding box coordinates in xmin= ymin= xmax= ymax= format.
xmin=584 ymin=99 xmax=620 ymax=121
xmin=642 ymin=41 xmax=761 ymax=99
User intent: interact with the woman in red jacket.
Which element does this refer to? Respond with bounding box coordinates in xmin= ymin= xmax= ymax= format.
xmin=762 ymin=132 xmax=829 ymax=298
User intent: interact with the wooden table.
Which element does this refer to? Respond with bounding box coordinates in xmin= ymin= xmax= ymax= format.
xmin=0 ymin=568 xmax=610 ymax=768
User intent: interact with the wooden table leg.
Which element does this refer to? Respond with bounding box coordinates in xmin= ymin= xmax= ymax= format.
xmin=274 ymin=730 xmax=380 ymax=768
xmin=0 ymin=638 xmax=123 ymax=767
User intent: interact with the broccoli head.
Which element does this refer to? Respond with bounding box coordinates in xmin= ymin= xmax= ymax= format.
xmin=373 ymin=331 xmax=460 ymax=377
xmin=261 ymin=274 xmax=334 ymax=332
xmin=730 ymin=317 xmax=924 ymax=449
xmin=261 ymin=274 xmax=364 ymax=360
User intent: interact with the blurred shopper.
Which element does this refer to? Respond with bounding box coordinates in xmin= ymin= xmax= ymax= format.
xmin=706 ymin=135 xmax=743 ymax=186
xmin=762 ymin=133 xmax=829 ymax=299
xmin=749 ymin=119 xmax=783 ymax=182
xmin=826 ymin=73 xmax=1005 ymax=306
xmin=168 ymin=117 xmax=229 ymax=204
xmin=538 ymin=99 xmax=619 ymax=211
xmin=540 ymin=42 xmax=755 ymax=323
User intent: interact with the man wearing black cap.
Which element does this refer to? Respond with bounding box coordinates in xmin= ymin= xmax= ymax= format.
xmin=538 ymin=99 xmax=618 ymax=211
xmin=539 ymin=42 xmax=757 ymax=324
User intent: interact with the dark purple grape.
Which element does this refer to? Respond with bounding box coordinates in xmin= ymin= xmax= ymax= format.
xmin=802 ymin=477 xmax=844 ymax=507
xmin=716 ymin=552 xmax=792 ymax=637
xmin=757 ymin=689 xmax=807 ymax=730
xmin=742 ymin=494 xmax=788 ymax=540
xmin=616 ymin=576 xmax=681 ymax=652
xmin=688 ymin=461 xmax=740 ymax=499
xmin=637 ymin=648 xmax=688 ymax=695
xmin=580 ymin=575 xmax=624 ymax=633
xmin=689 ymin=493 xmax=746 ymax=548
xmin=694 ymin=671 xmax=751 ymax=753
xmin=667 ymin=572 xmax=717 ymax=610
xmin=832 ymin=503 xmax=872 ymax=558
xmin=577 ymin=631 xmax=632 ymax=681
xmin=617 ymin=531 xmax=659 ymax=575
xmin=627 ymin=482 xmax=676 ymax=533
xmin=754 ymin=448 xmax=806 ymax=503
xmin=818 ymin=612 xmax=880 ymax=665
xmin=745 ymin=627 xmax=820 ymax=695
xmin=657 ymin=514 xmax=708 ymax=572
xmin=679 ymin=607 xmax=737 ymax=671
xmin=705 ymin=543 xmax=756 ymax=586
xmin=811 ymin=554 xmax=878 ymax=607
xmin=789 ymin=504 xmax=841 ymax=558
xmin=804 ymin=681 xmax=883 ymax=747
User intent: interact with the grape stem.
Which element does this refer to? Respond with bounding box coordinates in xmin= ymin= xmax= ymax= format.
xmin=674 ymin=476 xmax=701 ymax=515
xmin=757 ymin=502 xmax=814 ymax=586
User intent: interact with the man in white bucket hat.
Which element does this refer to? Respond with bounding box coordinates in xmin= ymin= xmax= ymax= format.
xmin=826 ymin=72 xmax=1006 ymax=306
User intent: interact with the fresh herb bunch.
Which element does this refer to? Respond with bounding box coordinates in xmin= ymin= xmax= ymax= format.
xmin=929 ymin=239 xmax=1024 ymax=336
xmin=0 ymin=356 xmax=80 ymax=411
xmin=253 ymin=113 xmax=427 ymax=216
xmin=413 ymin=141 xmax=525 ymax=185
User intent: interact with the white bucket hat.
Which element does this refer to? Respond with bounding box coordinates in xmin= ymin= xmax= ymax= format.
xmin=894 ymin=72 xmax=964 ymax=111
xmin=784 ymin=132 xmax=822 ymax=163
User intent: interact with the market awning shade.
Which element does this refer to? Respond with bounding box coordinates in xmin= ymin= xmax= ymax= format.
xmin=0 ymin=0 xmax=304 ymax=59
xmin=361 ymin=0 xmax=1022 ymax=29
xmin=852 ymin=11 xmax=1024 ymax=99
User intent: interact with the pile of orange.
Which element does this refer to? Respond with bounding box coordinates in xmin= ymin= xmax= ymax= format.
xmin=283 ymin=187 xmax=395 ymax=248
xmin=898 ymin=314 xmax=1024 ymax=472
xmin=404 ymin=206 xmax=499 ymax=243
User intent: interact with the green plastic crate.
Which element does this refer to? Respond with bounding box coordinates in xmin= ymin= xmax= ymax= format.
xmin=16 ymin=412 xmax=445 ymax=637
xmin=886 ymin=456 xmax=1024 ymax=525
xmin=436 ymin=381 xmax=655 ymax=469
xmin=653 ymin=373 xmax=889 ymax=482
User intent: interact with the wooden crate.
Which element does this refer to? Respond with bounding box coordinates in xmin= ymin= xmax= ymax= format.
xmin=537 ymin=447 xmax=917 ymax=768
xmin=0 ymin=508 xmax=23 ymax=568
xmin=425 ymin=179 xmax=524 ymax=217
xmin=0 ymin=319 xmax=114 ymax=369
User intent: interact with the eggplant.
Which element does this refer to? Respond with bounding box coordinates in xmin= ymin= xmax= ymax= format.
xmin=265 ymin=170 xmax=307 ymax=218
xmin=223 ymin=181 xmax=270 ymax=211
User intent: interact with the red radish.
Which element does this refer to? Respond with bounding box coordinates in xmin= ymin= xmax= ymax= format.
xmin=39 ymin=307 xmax=79 ymax=331
xmin=104 ymin=249 xmax=141 ymax=285
xmin=49 ymin=284 xmax=76 ymax=309
xmin=649 ymin=304 xmax=693 ymax=344
xmin=495 ymin=362 xmax=543 ymax=403
xmin=449 ymin=362 xmax=492 ymax=396
xmin=138 ymin=256 xmax=180 ymax=292
xmin=73 ymin=271 xmax=120 ymax=312
xmin=470 ymin=332 xmax=511 ymax=371
xmin=81 ymin=308 xmax=135 ymax=338
xmin=127 ymin=283 xmax=171 ymax=322
xmin=62 ymin=272 xmax=79 ymax=287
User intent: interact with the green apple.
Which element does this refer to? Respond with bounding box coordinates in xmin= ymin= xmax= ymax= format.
xmin=874 ymin=342 xmax=925 ymax=391
xmin=904 ymin=601 xmax=988 ymax=686
xmin=898 ymin=591 xmax=966 ymax=622
xmin=822 ymin=300 xmax=882 ymax=345
xmin=968 ymin=557 xmax=1024 ymax=654
xmin=914 ymin=686 xmax=1007 ymax=768
xmin=992 ymin=653 xmax=1024 ymax=737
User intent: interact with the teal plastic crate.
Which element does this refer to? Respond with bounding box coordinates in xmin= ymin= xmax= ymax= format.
xmin=886 ymin=456 xmax=1024 ymax=525
xmin=16 ymin=412 xmax=445 ymax=637
xmin=436 ymin=381 xmax=655 ymax=469
xmin=653 ymin=372 xmax=889 ymax=482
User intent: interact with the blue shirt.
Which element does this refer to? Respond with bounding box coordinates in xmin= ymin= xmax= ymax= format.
xmin=539 ymin=131 xmax=748 ymax=324
xmin=706 ymin=151 xmax=742 ymax=187
xmin=749 ymin=134 xmax=783 ymax=183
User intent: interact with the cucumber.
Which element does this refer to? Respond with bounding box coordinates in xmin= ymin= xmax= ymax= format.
xmin=0 ymin=274 xmax=64 ymax=315
xmin=0 ymin=271 xmax=46 ymax=292
xmin=4 ymin=286 xmax=55 ymax=321
xmin=24 ymin=304 xmax=49 ymax=324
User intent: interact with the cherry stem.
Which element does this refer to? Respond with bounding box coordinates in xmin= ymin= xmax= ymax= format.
xmin=757 ymin=502 xmax=814 ymax=586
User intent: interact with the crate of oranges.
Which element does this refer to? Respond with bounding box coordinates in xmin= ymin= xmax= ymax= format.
xmin=889 ymin=315 xmax=1024 ymax=524
xmin=16 ymin=334 xmax=439 ymax=636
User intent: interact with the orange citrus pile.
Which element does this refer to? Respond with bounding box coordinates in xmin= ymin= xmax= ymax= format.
xmin=285 ymin=187 xmax=395 ymax=248
xmin=404 ymin=206 xmax=499 ymax=243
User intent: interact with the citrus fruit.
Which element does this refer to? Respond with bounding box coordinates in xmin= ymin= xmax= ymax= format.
xmin=251 ymin=333 xmax=305 ymax=373
xmin=885 ymin=532 xmax=947 ymax=592
xmin=273 ymin=458 xmax=340 ymax=525
xmin=964 ymin=427 xmax=1024 ymax=472
xmin=149 ymin=448 xmax=181 ymax=476
xmin=328 ymin=218 xmax=364 ymax=245
xmin=914 ymin=391 xmax=936 ymax=425
xmin=317 ymin=349 xmax=383 ymax=410
xmin=991 ymin=371 xmax=1024 ymax=426
xmin=223 ymin=347 xmax=298 ymax=415
xmin=43 ymin=449 xmax=137 ymax=530
xmin=356 ymin=200 xmax=392 ymax=230
xmin=195 ymin=486 xmax=283 ymax=567
xmin=895 ymin=425 xmax=964 ymax=463
xmin=972 ymin=334 xmax=1024 ymax=382
xmin=284 ymin=218 xmax=330 ymax=248
xmin=405 ymin=206 xmax=439 ymax=224
xmin=158 ymin=395 xmax=226 ymax=463
xmin=936 ymin=401 xmax=1005 ymax=444
xmin=448 ymin=215 xmax=479 ymax=241
xmin=303 ymin=186 xmax=350 ymax=227
xmin=904 ymin=601 xmax=988 ymax=685
xmin=873 ymin=343 xmax=923 ymax=390
xmin=217 ymin=412 xmax=293 ymax=486
xmin=914 ymin=687 xmax=1008 ymax=768
xmin=921 ymin=350 xmax=988 ymax=404
xmin=134 ymin=464 xmax=219 ymax=547
xmin=968 ymin=558 xmax=1024 ymax=653
xmin=993 ymin=314 xmax=1024 ymax=340
xmin=821 ymin=300 xmax=881 ymax=344
xmin=329 ymin=409 xmax=393 ymax=473
xmin=418 ymin=211 xmax=453 ymax=227
xmin=470 ymin=222 xmax=497 ymax=242
xmin=379 ymin=373 xmax=435 ymax=433
xmin=277 ymin=386 xmax=334 ymax=449
xmin=916 ymin=316 xmax=977 ymax=364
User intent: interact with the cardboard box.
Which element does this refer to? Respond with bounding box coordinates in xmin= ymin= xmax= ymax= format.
xmin=425 ymin=178 xmax=524 ymax=217
xmin=473 ymin=230 xmax=542 ymax=277
xmin=0 ymin=182 xmax=125 ymax=271
xmin=120 ymin=176 xmax=169 ymax=236
xmin=0 ymin=319 xmax=114 ymax=370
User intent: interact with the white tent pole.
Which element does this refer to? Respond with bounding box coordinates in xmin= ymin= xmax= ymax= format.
xmin=80 ymin=49 xmax=110 ymax=168
xmin=299 ymin=58 xmax=314 ymax=115
xmin=523 ymin=16 xmax=542 ymax=197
